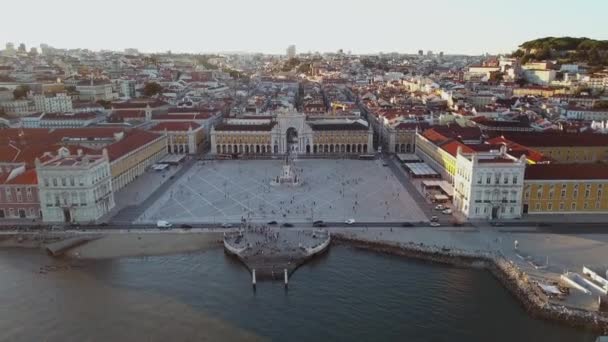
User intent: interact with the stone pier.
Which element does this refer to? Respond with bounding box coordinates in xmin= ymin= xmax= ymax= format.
xmin=224 ymin=228 xmax=330 ymax=280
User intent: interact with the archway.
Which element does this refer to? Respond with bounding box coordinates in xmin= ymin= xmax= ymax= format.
xmin=306 ymin=145 xmax=310 ymax=154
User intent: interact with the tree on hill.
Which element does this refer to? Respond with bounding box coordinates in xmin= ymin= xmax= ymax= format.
xmin=143 ymin=82 xmax=162 ymax=97
xmin=13 ymin=85 xmax=30 ymax=99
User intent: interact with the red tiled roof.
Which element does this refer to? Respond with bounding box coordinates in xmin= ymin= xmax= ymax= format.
xmin=4 ymin=168 xmax=38 ymax=185
xmin=105 ymin=130 xmax=163 ymax=161
xmin=525 ymin=164 xmax=608 ymax=180
xmin=486 ymin=136 xmax=549 ymax=163
xmin=153 ymin=113 xmax=213 ymax=121
xmin=501 ymin=132 xmax=608 ymax=147
xmin=151 ymin=122 xmax=201 ymax=131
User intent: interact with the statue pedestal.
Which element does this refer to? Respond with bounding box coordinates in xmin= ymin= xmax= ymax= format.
xmin=270 ymin=159 xmax=301 ymax=187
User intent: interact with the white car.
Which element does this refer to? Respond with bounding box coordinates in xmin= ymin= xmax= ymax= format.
xmin=156 ymin=220 xmax=173 ymax=229
xmin=345 ymin=218 xmax=356 ymax=225
xmin=442 ymin=209 xmax=452 ymax=215
xmin=430 ymin=222 xmax=441 ymax=227
xmin=221 ymin=223 xmax=233 ymax=228
xmin=434 ymin=204 xmax=445 ymax=211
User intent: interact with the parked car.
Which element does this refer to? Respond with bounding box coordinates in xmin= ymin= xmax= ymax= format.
xmin=491 ymin=222 xmax=504 ymax=227
xmin=345 ymin=218 xmax=356 ymax=225
xmin=401 ymin=222 xmax=414 ymax=227
xmin=434 ymin=204 xmax=446 ymax=211
xmin=382 ymin=162 xmax=389 ymax=167
xmin=442 ymin=209 xmax=452 ymax=215
xmin=180 ymin=224 xmax=193 ymax=229
xmin=157 ymin=220 xmax=173 ymax=229
xmin=221 ymin=223 xmax=232 ymax=228
xmin=99 ymin=222 xmax=109 ymax=227
xmin=430 ymin=216 xmax=439 ymax=222
xmin=267 ymin=220 xmax=278 ymax=225
xmin=430 ymin=222 xmax=441 ymax=227
xmin=313 ymin=222 xmax=327 ymax=227
xmin=282 ymin=223 xmax=294 ymax=227
xmin=313 ymin=220 xmax=324 ymax=225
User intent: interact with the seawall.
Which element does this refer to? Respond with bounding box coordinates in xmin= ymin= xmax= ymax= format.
xmin=333 ymin=234 xmax=608 ymax=334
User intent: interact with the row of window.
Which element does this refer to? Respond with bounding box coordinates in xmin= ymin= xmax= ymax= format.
xmin=44 ymin=192 xmax=87 ymax=207
xmin=472 ymin=205 xmax=517 ymax=215
xmin=533 ymin=201 xmax=602 ymax=211
xmin=525 ymin=189 xmax=604 ymax=200
xmin=0 ymin=207 xmax=37 ymax=218
xmin=42 ymin=167 xmax=109 ymax=188
xmin=2 ymin=187 xmax=33 ymax=202
xmin=476 ymin=172 xmax=518 ymax=185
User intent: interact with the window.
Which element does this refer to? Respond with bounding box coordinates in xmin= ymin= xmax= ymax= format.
xmin=503 ymin=175 xmax=508 ymax=184
xmin=584 ymin=202 xmax=589 ymax=209
xmin=16 ymin=188 xmax=22 ymax=202
xmin=9 ymin=208 xmax=14 ymax=217
xmin=45 ymin=193 xmax=52 ymax=207
xmin=573 ymin=190 xmax=578 ymax=198
xmin=536 ymin=190 xmax=542 ymax=199
xmin=547 ymin=203 xmax=553 ymax=211
xmin=475 ymin=207 xmax=479 ymax=214
xmin=477 ymin=175 xmax=482 ymax=184
xmin=486 ymin=174 xmax=491 ymax=184
xmin=44 ymin=178 xmax=49 ymax=187
xmin=571 ymin=202 xmax=577 ymax=210
xmin=475 ymin=191 xmax=482 ymax=203
xmin=512 ymin=175 xmax=518 ymax=184
xmin=26 ymin=188 xmax=32 ymax=201
xmin=559 ymin=202 xmax=565 ymax=210
xmin=548 ymin=191 xmax=554 ymax=200
xmin=535 ymin=203 xmax=541 ymax=210
xmin=61 ymin=178 xmax=66 ymax=186
xmin=79 ymin=192 xmax=86 ymax=206
xmin=510 ymin=206 xmax=514 ymax=214
xmin=483 ymin=207 xmax=488 ymax=214
xmin=585 ymin=190 xmax=590 ymax=198
xmin=28 ymin=208 xmax=34 ymax=216
xmin=501 ymin=206 xmax=506 ymax=213
xmin=524 ymin=191 xmax=530 ymax=199
xmin=561 ymin=189 xmax=566 ymax=199
xmin=596 ymin=201 xmax=601 ymax=209
xmin=598 ymin=190 xmax=603 ymax=198
xmin=71 ymin=192 xmax=78 ymax=206
xmin=5 ymin=189 xmax=12 ymax=201
xmin=79 ymin=177 xmax=84 ymax=186
xmin=70 ymin=176 xmax=75 ymax=186
xmin=54 ymin=195 xmax=60 ymax=206
xmin=52 ymin=178 xmax=57 ymax=186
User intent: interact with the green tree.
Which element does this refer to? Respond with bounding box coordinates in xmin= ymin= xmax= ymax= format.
xmin=594 ymin=100 xmax=608 ymax=109
xmin=96 ymin=100 xmax=112 ymax=109
xmin=489 ymin=71 xmax=505 ymax=82
xmin=13 ymin=85 xmax=30 ymax=99
xmin=143 ymin=82 xmax=162 ymax=97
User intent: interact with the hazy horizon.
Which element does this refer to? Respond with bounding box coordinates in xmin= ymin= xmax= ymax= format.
xmin=2 ymin=0 xmax=608 ymax=55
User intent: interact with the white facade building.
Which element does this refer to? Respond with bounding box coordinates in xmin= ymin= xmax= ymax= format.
xmin=453 ymin=145 xmax=526 ymax=220
xmin=36 ymin=148 xmax=114 ymax=223
xmin=33 ymin=93 xmax=73 ymax=113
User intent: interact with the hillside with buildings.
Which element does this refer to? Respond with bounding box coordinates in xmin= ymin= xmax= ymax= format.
xmin=512 ymin=37 xmax=608 ymax=67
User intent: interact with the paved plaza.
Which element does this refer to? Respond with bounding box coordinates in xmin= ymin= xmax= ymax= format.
xmin=136 ymin=159 xmax=428 ymax=224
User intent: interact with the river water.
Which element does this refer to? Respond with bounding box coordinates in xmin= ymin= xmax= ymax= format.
xmin=0 ymin=246 xmax=599 ymax=341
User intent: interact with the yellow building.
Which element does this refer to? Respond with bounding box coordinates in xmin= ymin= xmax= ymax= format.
xmin=211 ymin=113 xmax=373 ymax=155
xmin=523 ymin=164 xmax=608 ymax=214
xmin=503 ymin=133 xmax=608 ymax=163
xmin=513 ymin=86 xmax=568 ymax=98
xmin=415 ymin=126 xmax=483 ymax=182
xmin=106 ymin=130 xmax=168 ymax=191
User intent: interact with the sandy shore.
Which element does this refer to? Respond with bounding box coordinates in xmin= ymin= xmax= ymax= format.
xmin=66 ymin=232 xmax=223 ymax=259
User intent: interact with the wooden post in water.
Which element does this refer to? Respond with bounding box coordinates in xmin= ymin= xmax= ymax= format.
xmin=284 ymin=268 xmax=288 ymax=288
xmin=252 ymin=269 xmax=256 ymax=289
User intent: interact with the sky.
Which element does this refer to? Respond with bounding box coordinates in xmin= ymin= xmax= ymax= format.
xmin=2 ymin=0 xmax=607 ymax=55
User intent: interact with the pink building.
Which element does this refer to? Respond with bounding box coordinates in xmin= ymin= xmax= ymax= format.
xmin=0 ymin=167 xmax=41 ymax=221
